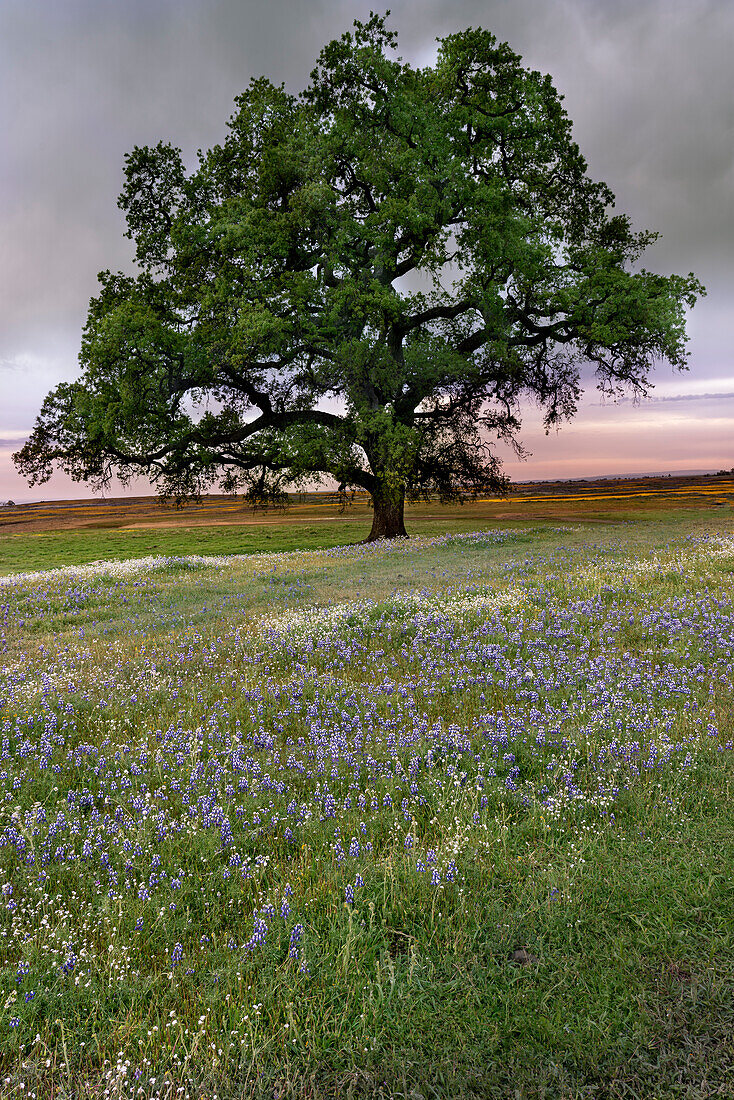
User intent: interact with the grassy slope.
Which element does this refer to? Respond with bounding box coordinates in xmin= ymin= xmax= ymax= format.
xmin=1 ymin=512 xmax=733 ymax=1098
xmin=2 ymin=482 xmax=731 ymax=576
xmin=0 ymin=521 xmax=366 ymax=575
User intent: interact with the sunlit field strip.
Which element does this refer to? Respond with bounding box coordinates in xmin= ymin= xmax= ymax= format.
xmin=4 ymin=479 xmax=734 ymax=529
xmin=471 ymin=484 xmax=734 ymax=505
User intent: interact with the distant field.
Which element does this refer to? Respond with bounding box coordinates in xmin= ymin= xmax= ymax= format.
xmin=1 ymin=473 xmax=733 ymax=575
xmin=1 ymin=510 xmax=734 ymax=1098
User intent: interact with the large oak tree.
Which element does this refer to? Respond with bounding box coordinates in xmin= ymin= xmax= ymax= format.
xmin=15 ymin=13 xmax=702 ymax=539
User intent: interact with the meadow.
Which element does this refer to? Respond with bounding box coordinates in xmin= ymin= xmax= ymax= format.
xmin=1 ymin=498 xmax=733 ymax=1098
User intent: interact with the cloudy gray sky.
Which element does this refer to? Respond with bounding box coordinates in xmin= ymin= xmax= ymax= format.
xmin=1 ymin=0 xmax=731 ymax=500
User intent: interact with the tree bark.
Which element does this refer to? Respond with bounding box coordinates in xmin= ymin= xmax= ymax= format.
xmin=365 ymin=484 xmax=408 ymax=541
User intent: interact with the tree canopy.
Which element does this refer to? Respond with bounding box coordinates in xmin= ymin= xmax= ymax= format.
xmin=15 ymin=12 xmax=703 ymax=539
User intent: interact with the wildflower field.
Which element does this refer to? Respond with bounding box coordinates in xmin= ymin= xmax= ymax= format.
xmin=1 ymin=516 xmax=733 ymax=1098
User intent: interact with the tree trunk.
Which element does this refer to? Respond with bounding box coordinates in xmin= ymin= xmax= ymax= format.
xmin=365 ymin=485 xmax=408 ymax=541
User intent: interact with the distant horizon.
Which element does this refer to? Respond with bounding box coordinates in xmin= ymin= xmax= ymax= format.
xmin=2 ymin=467 xmax=729 ymax=507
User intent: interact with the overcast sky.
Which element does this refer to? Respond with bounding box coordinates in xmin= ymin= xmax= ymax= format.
xmin=1 ymin=0 xmax=731 ymax=501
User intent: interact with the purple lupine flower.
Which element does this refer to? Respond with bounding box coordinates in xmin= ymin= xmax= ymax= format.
xmin=289 ymin=923 xmax=304 ymax=959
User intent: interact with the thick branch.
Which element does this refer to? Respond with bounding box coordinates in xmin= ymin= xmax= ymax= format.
xmin=215 ymin=449 xmax=377 ymax=493
xmin=395 ymin=299 xmax=476 ymax=335
xmin=107 ymin=408 xmax=346 ymax=467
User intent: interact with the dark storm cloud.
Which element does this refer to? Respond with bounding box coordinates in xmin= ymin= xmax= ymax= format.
xmin=1 ymin=0 xmax=729 ymax=358
xmin=402 ymin=0 xmax=734 ymax=277
xmin=0 ymin=0 xmax=338 ymax=355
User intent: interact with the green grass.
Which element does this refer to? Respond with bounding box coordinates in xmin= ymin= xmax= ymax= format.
xmin=1 ymin=514 xmax=733 ymax=1098
xmin=1 ymin=495 xmax=729 ymax=579
xmin=0 ymin=521 xmax=369 ymax=575
xmin=0 ymin=514 xmax=541 ymax=577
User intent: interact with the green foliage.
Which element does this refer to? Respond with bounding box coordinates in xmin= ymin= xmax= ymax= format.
xmin=15 ymin=14 xmax=702 ymax=538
